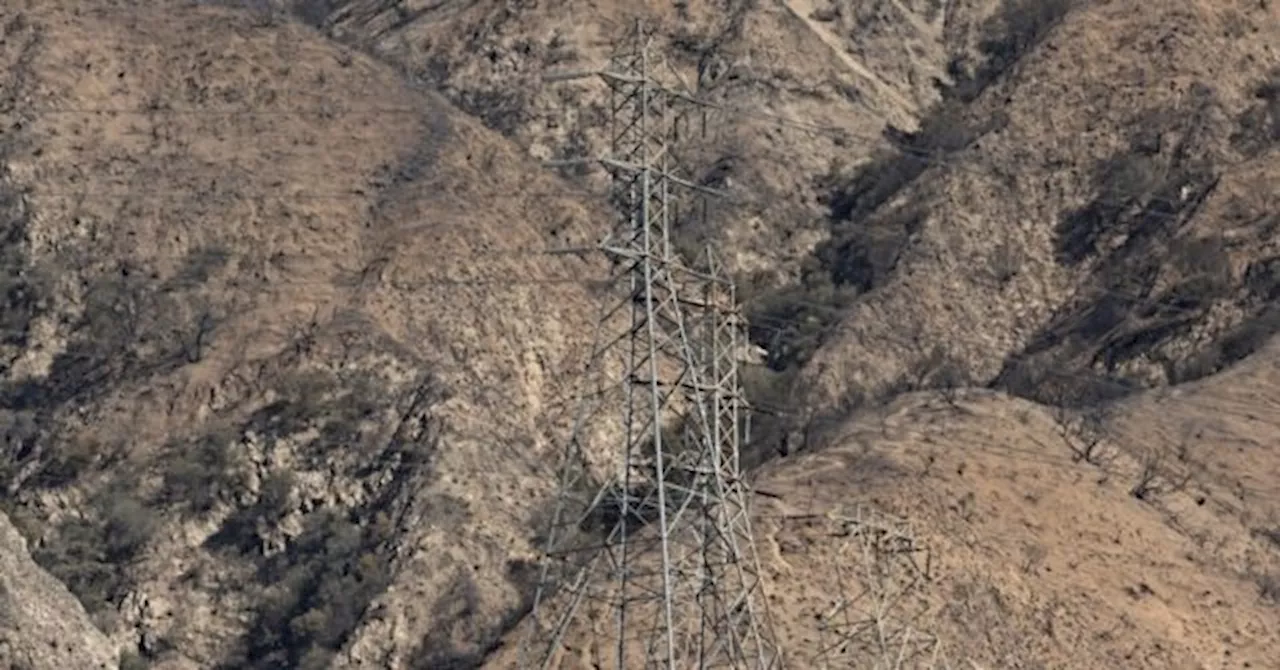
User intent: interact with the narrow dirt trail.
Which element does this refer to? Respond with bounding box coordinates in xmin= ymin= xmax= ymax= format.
xmin=777 ymin=0 xmax=922 ymax=125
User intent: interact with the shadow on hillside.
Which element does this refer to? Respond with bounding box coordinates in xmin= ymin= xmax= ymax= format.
xmin=186 ymin=368 xmax=451 ymax=670
xmin=409 ymin=564 xmax=538 ymax=670
xmin=997 ymin=73 xmax=1280 ymax=406
xmin=1 ymin=248 xmax=229 ymax=496
xmin=739 ymin=0 xmax=1076 ymax=456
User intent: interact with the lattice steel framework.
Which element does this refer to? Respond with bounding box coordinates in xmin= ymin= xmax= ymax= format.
xmin=521 ymin=19 xmax=783 ymax=670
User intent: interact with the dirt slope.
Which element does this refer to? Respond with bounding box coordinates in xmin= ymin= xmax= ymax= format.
xmin=797 ymin=0 xmax=1280 ymax=421
xmin=485 ymin=340 xmax=1280 ymax=668
xmin=277 ymin=0 xmax=1005 ymax=281
xmin=752 ymin=340 xmax=1280 ymax=668
xmin=2 ymin=1 xmax=608 ymax=666
xmin=0 ymin=0 xmax=1277 ymax=668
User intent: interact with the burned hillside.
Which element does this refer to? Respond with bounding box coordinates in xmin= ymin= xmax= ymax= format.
xmin=0 ymin=0 xmax=1278 ymax=668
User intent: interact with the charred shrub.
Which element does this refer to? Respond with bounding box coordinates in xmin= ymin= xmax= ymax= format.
xmin=1255 ymin=526 xmax=1280 ymax=550
xmin=7 ymin=249 xmax=223 ymax=417
xmin=411 ymin=575 xmax=488 ymax=670
xmin=23 ymin=250 xmax=232 ymax=489
xmin=742 ymin=260 xmax=853 ymax=372
xmin=828 ymin=100 xmax=980 ymax=224
xmin=825 ymin=149 xmax=928 ymax=225
xmin=229 ymin=509 xmax=394 ymax=670
xmin=1231 ymin=68 xmax=1280 ymax=157
xmin=161 ymin=429 xmax=247 ymax=514
xmin=1032 ymin=92 xmax=1228 ymax=386
xmin=739 ymin=364 xmax=801 ymax=466
xmin=1245 ymin=254 xmax=1280 ymax=302
xmin=1258 ymin=572 xmax=1280 ymax=605
xmin=455 ymin=88 xmax=529 ymax=137
xmin=1055 ymin=153 xmax=1163 ymax=265
xmin=945 ymin=0 xmax=1075 ymax=101
xmin=1174 ymin=305 xmax=1280 ymax=382
xmin=243 ymin=373 xmax=336 ymax=445
xmin=1057 ymin=88 xmax=1221 ymax=268
xmin=0 ymin=17 xmax=48 ymax=372
xmin=216 ymin=378 xmax=444 ymax=668
xmin=239 ymin=370 xmax=382 ymax=461
xmin=979 ymin=0 xmax=1074 ymax=79
xmin=739 ymin=96 xmax=983 ymax=441
xmin=745 ymin=105 xmax=976 ymax=374
xmin=409 ymin=569 xmax=537 ymax=670
xmin=995 ymin=355 xmax=1140 ymax=408
xmin=118 ymin=650 xmax=152 ymax=670
xmin=551 ymin=125 xmax=593 ymax=181
xmin=819 ymin=204 xmax=927 ymax=291
xmin=289 ymin=0 xmax=334 ymax=28
xmin=34 ymin=266 xmax=152 ymax=406
xmin=33 ymin=482 xmax=158 ymax=616
xmin=0 ymin=180 xmax=44 ymax=356
xmin=739 ymin=0 xmax=1062 ymax=450
xmin=208 ymin=468 xmax=299 ymax=555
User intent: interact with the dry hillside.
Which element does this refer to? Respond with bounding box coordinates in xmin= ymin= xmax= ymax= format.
xmin=484 ymin=339 xmax=1280 ymax=668
xmin=795 ymin=0 xmax=1280 ymax=428
xmin=747 ymin=338 xmax=1280 ymax=668
xmin=0 ymin=0 xmax=1277 ymax=669
xmin=2 ymin=1 xmax=607 ymax=667
xmin=285 ymin=0 xmax=1007 ymax=279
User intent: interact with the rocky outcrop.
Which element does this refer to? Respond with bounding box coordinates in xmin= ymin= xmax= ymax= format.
xmin=0 ymin=512 xmax=118 ymax=670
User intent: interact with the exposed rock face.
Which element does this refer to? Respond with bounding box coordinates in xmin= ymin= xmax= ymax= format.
xmin=0 ymin=512 xmax=118 ymax=670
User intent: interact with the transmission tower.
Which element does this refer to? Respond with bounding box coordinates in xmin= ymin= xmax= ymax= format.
xmin=521 ymin=19 xmax=784 ymax=670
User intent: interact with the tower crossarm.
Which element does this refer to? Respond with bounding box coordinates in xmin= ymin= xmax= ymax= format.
xmin=522 ymin=17 xmax=785 ymax=670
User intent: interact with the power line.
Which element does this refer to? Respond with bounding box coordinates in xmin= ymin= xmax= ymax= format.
xmin=17 ymin=17 xmax=1273 ymax=508
xmin=17 ymin=188 xmax=607 ymax=201
xmin=438 ymin=339 xmax=1280 ymax=507
xmin=18 ymin=168 xmax=1221 ymax=229
xmin=439 ymin=340 xmax=1280 ymax=509
xmin=26 ymin=262 xmax=1247 ymax=365
xmin=520 ymin=20 xmax=784 ymax=669
xmin=21 ymin=107 xmax=434 ymax=115
xmin=18 ymin=182 xmax=1213 ymax=229
xmin=17 ymin=92 xmax=1235 ymax=222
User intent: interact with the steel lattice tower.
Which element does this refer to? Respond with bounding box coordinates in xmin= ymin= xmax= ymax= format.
xmin=521 ymin=20 xmax=783 ymax=670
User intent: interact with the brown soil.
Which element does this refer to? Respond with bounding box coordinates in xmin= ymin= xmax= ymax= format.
xmin=0 ymin=0 xmax=1276 ymax=668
